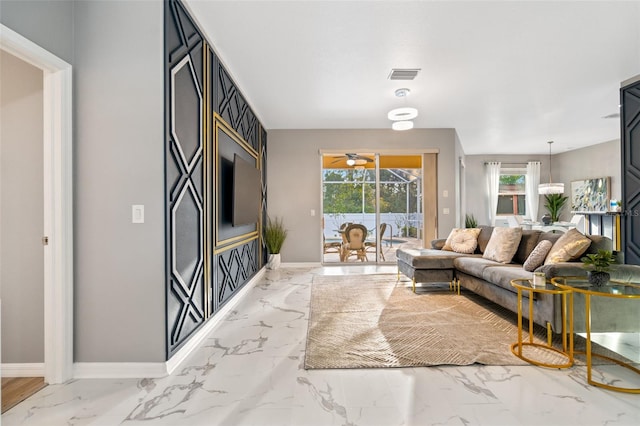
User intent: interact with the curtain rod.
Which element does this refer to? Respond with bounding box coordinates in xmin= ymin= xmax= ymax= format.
xmin=483 ymin=162 xmax=538 ymax=166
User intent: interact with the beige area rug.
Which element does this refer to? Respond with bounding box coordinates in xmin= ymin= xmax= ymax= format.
xmin=304 ymin=274 xmax=627 ymax=369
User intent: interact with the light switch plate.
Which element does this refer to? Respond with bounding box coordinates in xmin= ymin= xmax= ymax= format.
xmin=132 ymin=205 xmax=144 ymax=223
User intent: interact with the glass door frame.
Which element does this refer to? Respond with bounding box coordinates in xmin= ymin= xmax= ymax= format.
xmin=320 ymin=149 xmax=436 ymax=265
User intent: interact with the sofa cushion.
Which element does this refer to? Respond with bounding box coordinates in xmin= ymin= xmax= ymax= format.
xmin=482 ymin=227 xmax=522 ymax=263
xmin=523 ymin=240 xmax=553 ymax=272
xmin=396 ymin=248 xmax=468 ymax=270
xmin=513 ymin=230 xmax=542 ymax=264
xmin=544 ymin=228 xmax=591 ymax=265
xmin=537 ymin=231 xmax=562 ymax=246
xmin=584 ymin=234 xmax=613 ymax=254
xmin=442 ymin=228 xmax=480 ymax=252
xmin=476 ymin=225 xmax=494 ymax=253
xmin=482 ymin=265 xmax=534 ymax=294
xmin=450 ymin=228 xmax=481 ymax=253
xmin=453 ymin=256 xmax=501 ymax=278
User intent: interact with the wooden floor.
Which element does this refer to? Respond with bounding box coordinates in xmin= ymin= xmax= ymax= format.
xmin=1 ymin=377 xmax=47 ymax=413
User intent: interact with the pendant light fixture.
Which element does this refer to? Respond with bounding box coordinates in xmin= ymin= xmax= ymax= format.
xmin=388 ymin=88 xmax=418 ymax=131
xmin=538 ymin=141 xmax=564 ymax=194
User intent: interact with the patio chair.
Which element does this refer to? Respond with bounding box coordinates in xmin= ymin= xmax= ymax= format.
xmin=323 ymin=235 xmax=342 ymax=255
xmin=365 ymin=222 xmax=387 ymax=261
xmin=341 ymin=223 xmax=368 ymax=262
xmin=323 ymin=222 xmax=349 ymax=256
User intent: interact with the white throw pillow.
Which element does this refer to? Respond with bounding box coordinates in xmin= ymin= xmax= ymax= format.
xmin=450 ymin=228 xmax=481 ymax=254
xmin=482 ymin=227 xmax=523 ymax=263
xmin=442 ymin=228 xmax=480 ymax=252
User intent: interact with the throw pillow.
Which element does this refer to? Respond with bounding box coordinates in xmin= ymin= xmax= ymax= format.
xmin=523 ymin=240 xmax=553 ymax=272
xmin=442 ymin=228 xmax=462 ymax=251
xmin=544 ymin=228 xmax=592 ymax=265
xmin=450 ymin=228 xmax=481 ymax=254
xmin=482 ymin=227 xmax=523 ymax=263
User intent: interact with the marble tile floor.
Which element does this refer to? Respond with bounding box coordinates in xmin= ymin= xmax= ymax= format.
xmin=3 ymin=266 xmax=640 ymax=426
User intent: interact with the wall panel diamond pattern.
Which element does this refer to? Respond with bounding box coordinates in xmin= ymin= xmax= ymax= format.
xmin=622 ymin=81 xmax=640 ymax=265
xmin=166 ymin=0 xmax=206 ymax=357
xmin=165 ymin=0 xmax=267 ymax=359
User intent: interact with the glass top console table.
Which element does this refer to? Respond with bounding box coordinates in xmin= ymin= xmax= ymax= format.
xmin=510 ymin=278 xmax=573 ymax=368
xmin=551 ymin=276 xmax=640 ymax=394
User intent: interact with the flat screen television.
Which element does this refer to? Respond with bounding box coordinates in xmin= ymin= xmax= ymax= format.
xmin=232 ymin=153 xmax=261 ymax=226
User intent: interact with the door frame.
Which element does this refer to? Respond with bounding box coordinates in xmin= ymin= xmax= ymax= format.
xmin=319 ymin=149 xmax=438 ymax=264
xmin=1 ymin=24 xmax=73 ymax=384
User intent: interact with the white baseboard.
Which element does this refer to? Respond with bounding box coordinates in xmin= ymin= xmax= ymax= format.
xmin=1 ymin=363 xmax=45 ymax=377
xmin=73 ymin=362 xmax=167 ymax=379
xmin=70 ymin=268 xmax=266 ymax=379
xmin=280 ymin=262 xmax=322 ymax=268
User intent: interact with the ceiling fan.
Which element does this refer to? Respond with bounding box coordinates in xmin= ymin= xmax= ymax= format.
xmin=331 ymin=153 xmax=374 ymax=166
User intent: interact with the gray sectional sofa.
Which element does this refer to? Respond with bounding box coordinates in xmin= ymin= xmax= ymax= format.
xmin=397 ymin=226 xmax=640 ymax=334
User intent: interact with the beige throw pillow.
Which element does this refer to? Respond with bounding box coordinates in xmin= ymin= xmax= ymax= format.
xmin=450 ymin=228 xmax=481 ymax=254
xmin=544 ymin=228 xmax=591 ymax=265
xmin=482 ymin=227 xmax=523 ymax=263
xmin=442 ymin=228 xmax=462 ymax=251
xmin=523 ymin=240 xmax=553 ymax=271
xmin=442 ymin=228 xmax=480 ymax=252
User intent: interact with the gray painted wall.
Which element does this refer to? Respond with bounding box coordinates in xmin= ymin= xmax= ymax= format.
xmin=73 ymin=0 xmax=165 ymax=362
xmin=464 ymin=140 xmax=621 ymax=226
xmin=2 ymin=0 xmax=165 ymax=363
xmin=0 ymin=0 xmax=74 ymax=64
xmin=267 ymin=129 xmax=458 ymax=262
xmin=0 ymin=51 xmax=45 ymax=363
xmin=554 ymin=139 xmax=621 ymax=213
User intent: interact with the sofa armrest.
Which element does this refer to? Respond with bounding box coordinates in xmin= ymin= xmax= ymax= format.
xmin=431 ymin=238 xmax=446 ymax=250
xmin=536 ymin=262 xmax=587 ymax=280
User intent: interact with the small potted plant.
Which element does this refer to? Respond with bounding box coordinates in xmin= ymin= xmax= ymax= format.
xmin=581 ymin=249 xmax=617 ymax=286
xmin=543 ymin=193 xmax=569 ymax=224
xmin=264 ymin=216 xmax=287 ymax=269
xmin=465 ymin=213 xmax=478 ymax=228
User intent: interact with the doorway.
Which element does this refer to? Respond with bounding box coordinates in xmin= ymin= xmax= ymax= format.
xmin=0 ymin=24 xmax=73 ymax=385
xmin=321 ymin=152 xmax=434 ymax=264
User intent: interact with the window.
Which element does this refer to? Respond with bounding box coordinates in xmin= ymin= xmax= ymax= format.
xmin=497 ymin=169 xmax=526 ymax=215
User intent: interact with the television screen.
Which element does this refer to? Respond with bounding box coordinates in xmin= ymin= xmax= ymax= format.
xmin=232 ymin=153 xmax=261 ymax=226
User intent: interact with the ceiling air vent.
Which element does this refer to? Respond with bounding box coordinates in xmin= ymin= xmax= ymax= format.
xmin=388 ymin=68 xmax=421 ymax=80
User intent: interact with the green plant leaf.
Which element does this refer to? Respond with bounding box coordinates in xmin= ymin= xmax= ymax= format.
xmin=264 ymin=216 xmax=288 ymax=254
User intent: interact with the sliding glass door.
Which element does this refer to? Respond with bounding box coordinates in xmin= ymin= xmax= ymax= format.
xmin=321 ymin=153 xmax=424 ymax=264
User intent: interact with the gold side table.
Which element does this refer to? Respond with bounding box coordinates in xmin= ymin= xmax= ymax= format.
xmin=510 ymin=278 xmax=573 ymax=368
xmin=552 ymin=276 xmax=640 ymax=394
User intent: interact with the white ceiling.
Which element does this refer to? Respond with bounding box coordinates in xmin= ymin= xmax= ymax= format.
xmin=185 ymin=0 xmax=640 ymax=155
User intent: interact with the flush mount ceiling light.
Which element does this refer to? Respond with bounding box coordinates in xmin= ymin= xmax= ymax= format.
xmin=392 ymin=121 xmax=414 ymax=131
xmin=538 ymin=141 xmax=564 ymax=194
xmin=388 ymin=107 xmax=418 ymax=121
xmin=388 ymin=88 xmax=418 ymax=131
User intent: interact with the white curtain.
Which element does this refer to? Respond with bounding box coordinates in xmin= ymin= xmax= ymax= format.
xmin=486 ymin=162 xmax=501 ymax=226
xmin=525 ymin=161 xmax=541 ymax=222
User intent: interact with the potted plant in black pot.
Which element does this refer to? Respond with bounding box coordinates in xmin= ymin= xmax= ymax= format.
xmin=264 ymin=216 xmax=287 ymax=269
xmin=581 ymin=249 xmax=617 ymax=286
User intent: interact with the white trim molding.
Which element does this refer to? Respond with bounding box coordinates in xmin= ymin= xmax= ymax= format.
xmin=1 ymin=363 xmax=45 ymax=378
xmin=1 ymin=24 xmax=74 ymax=385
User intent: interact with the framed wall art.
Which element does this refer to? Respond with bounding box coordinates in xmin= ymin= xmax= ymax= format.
xmin=570 ymin=177 xmax=610 ymax=213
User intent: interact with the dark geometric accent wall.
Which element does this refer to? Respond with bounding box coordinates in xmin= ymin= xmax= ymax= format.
xmin=261 ymin=127 xmax=269 ymax=265
xmin=621 ymin=78 xmax=640 ymax=265
xmin=165 ymin=0 xmax=206 ymax=357
xmin=165 ymin=0 xmax=267 ymax=358
xmin=217 ymin=66 xmax=259 ymax=152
